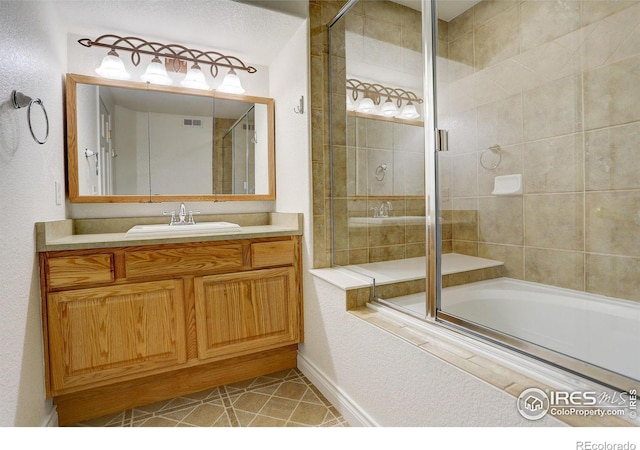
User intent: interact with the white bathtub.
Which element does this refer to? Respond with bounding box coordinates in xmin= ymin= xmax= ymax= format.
xmin=442 ymin=278 xmax=640 ymax=382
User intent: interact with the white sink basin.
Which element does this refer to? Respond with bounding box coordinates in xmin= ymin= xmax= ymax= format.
xmin=125 ymin=222 xmax=241 ymax=237
xmin=348 ymin=216 xmax=425 ymax=227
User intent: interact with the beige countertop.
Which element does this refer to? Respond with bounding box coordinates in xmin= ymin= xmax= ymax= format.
xmin=36 ymin=212 xmax=303 ymax=252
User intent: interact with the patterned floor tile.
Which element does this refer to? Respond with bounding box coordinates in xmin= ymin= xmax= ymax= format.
xmin=71 ymin=369 xmax=348 ymax=427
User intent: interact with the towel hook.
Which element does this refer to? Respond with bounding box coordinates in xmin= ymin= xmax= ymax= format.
xmin=294 ymin=95 xmax=304 ymax=114
xmin=11 ymin=90 xmax=49 ymax=145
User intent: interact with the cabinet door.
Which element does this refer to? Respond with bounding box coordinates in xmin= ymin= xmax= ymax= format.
xmin=194 ymin=267 xmax=300 ymax=360
xmin=47 ymin=280 xmax=186 ymax=393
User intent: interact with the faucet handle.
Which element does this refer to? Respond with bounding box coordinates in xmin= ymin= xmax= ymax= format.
xmin=187 ymin=210 xmax=201 ymax=224
xmin=163 ymin=210 xmax=177 ymax=225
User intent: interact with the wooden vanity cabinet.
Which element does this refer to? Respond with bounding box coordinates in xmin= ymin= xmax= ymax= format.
xmin=39 ymin=235 xmax=302 ymax=425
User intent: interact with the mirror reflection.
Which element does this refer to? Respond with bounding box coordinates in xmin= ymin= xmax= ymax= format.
xmin=68 ymin=74 xmax=274 ymax=202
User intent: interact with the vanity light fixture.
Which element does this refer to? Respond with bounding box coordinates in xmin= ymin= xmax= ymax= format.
xmin=95 ymin=49 xmax=131 ymax=80
xmin=79 ymin=34 xmax=256 ymax=90
xmin=346 ymin=78 xmax=422 ymax=121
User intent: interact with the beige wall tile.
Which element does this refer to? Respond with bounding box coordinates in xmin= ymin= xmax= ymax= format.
xmin=523 ymin=75 xmax=582 ymax=142
xmin=369 ymin=245 xmax=406 ymax=262
xmin=474 ymin=5 xmax=520 ymax=70
xmin=452 ymin=208 xmax=478 ymax=242
xmin=451 ymin=153 xmax=478 ymax=198
xmin=473 ymin=0 xmax=515 ymax=27
xmin=525 ymin=248 xmax=584 ymax=291
xmin=586 ymin=191 xmax=640 ymax=257
xmin=478 ymin=196 xmax=524 ymax=245
xmin=586 ymin=253 xmax=640 ymax=302
xmin=523 ymin=133 xmax=583 ymax=194
xmin=477 ymin=94 xmax=523 ymax=150
xmin=581 ymin=1 xmax=638 ymax=27
xmin=438 ymin=18 xmax=448 ymax=42
xmin=448 ymin=32 xmax=475 ymax=81
xmin=439 ymin=109 xmax=477 ymax=154
xmin=452 ymin=240 xmax=478 ymax=256
xmin=520 ymin=0 xmax=581 ymax=53
xmin=585 ymin=122 xmax=640 ymax=191
xmin=478 ymin=243 xmax=524 ymax=279
xmin=584 ymin=54 xmax=640 ymax=130
xmin=448 ymin=6 xmax=474 ymax=43
xmin=525 ymin=194 xmax=584 ymax=251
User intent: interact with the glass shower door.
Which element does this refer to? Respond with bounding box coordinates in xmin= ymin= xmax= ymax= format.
xmin=433 ymin=0 xmax=640 ymax=389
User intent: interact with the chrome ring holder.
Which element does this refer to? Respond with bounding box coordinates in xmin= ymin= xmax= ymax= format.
xmin=480 ymin=144 xmax=502 ymax=170
xmin=11 ymin=90 xmax=49 ymax=145
xmin=375 ymin=163 xmax=387 ymax=181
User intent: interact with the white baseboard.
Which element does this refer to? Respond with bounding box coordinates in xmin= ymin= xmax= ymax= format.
xmin=42 ymin=404 xmax=58 ymax=427
xmin=297 ymin=352 xmax=379 ymax=427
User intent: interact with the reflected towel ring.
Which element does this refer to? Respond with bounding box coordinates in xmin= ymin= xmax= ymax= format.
xmin=375 ymin=163 xmax=387 ymax=181
xmin=480 ymin=145 xmax=502 ymax=170
xmin=11 ymin=90 xmax=49 ymax=145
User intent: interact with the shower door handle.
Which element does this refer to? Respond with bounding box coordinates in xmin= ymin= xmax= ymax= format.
xmin=436 ymin=129 xmax=448 ymax=152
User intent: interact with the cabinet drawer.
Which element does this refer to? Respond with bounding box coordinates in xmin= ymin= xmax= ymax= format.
xmin=125 ymin=243 xmax=243 ymax=279
xmin=47 ymin=254 xmax=114 ymax=289
xmin=251 ymin=240 xmax=295 ymax=268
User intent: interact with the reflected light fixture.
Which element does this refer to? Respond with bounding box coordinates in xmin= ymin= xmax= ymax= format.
xmin=346 ymin=78 xmax=422 ymax=121
xmin=95 ymin=49 xmax=131 ymax=80
xmin=80 ymin=34 xmax=256 ymax=90
xmin=141 ymin=56 xmax=173 ymax=85
xmin=218 ymin=68 xmax=245 ymax=94
xmin=180 ymin=63 xmax=210 ymax=90
xmin=346 ymin=94 xmax=357 ymax=111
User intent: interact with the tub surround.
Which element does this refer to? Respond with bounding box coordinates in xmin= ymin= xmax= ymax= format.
xmin=308 ymin=265 xmax=635 ymax=427
xmin=36 ymin=212 xmax=304 ymax=425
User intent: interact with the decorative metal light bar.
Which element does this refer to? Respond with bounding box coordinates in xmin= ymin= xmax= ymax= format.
xmin=346 ymin=78 xmax=423 ymax=119
xmin=80 ymin=34 xmax=256 ymax=92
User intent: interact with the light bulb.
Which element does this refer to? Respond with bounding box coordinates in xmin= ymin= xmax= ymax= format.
xmin=141 ymin=56 xmax=173 ymax=85
xmin=95 ymin=49 xmax=130 ymax=80
xmin=218 ymin=68 xmax=245 ymax=94
xmin=356 ymin=97 xmax=375 ymax=113
xmin=181 ymin=63 xmax=210 ymax=90
xmin=399 ymin=103 xmax=420 ymax=119
xmin=380 ymin=99 xmax=398 ymax=117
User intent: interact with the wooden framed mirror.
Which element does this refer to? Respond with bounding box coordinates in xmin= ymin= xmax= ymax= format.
xmin=66 ymin=73 xmax=275 ymax=203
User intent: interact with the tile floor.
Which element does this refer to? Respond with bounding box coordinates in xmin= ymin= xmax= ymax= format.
xmin=72 ymin=368 xmax=348 ymax=427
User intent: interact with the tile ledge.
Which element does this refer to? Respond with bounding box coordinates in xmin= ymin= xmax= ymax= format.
xmin=350 ymin=304 xmax=637 ymax=428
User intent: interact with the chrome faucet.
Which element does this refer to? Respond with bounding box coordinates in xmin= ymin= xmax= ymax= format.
xmin=178 ymin=202 xmax=187 ymax=224
xmin=163 ymin=203 xmax=200 ymax=225
xmin=370 ymin=201 xmax=393 ymax=218
xmin=379 ymin=201 xmax=393 ymax=218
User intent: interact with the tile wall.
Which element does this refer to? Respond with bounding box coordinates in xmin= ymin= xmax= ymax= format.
xmin=439 ymin=0 xmax=640 ymax=301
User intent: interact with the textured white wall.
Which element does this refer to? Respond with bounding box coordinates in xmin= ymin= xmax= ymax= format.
xmin=270 ymin=20 xmax=312 ymax=259
xmin=299 ymin=275 xmax=565 ymax=426
xmin=0 ymin=1 xmax=67 ymax=426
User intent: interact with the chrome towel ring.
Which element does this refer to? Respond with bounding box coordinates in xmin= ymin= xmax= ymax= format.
xmin=480 ymin=144 xmax=502 ymax=170
xmin=11 ymin=90 xmax=49 ymax=145
xmin=375 ymin=163 xmax=387 ymax=181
